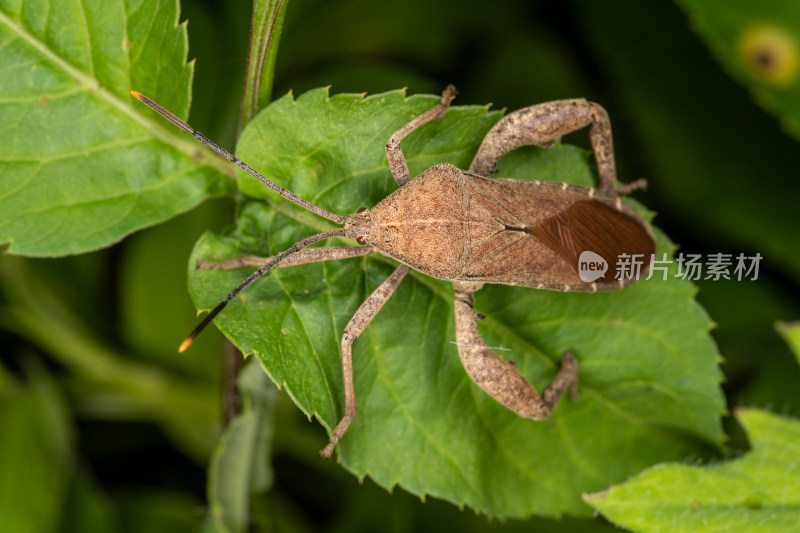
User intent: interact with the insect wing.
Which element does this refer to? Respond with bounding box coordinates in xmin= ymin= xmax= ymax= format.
xmin=529 ymin=200 xmax=655 ymax=284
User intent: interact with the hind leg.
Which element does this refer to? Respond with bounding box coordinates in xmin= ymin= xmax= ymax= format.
xmin=469 ymin=99 xmax=618 ymax=195
xmin=452 ymin=282 xmax=578 ymax=419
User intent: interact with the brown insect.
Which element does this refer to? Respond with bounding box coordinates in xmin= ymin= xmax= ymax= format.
xmin=131 ymin=86 xmax=655 ymax=458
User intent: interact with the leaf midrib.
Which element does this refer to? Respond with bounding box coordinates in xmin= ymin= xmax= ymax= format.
xmin=0 ymin=8 xmax=234 ymax=179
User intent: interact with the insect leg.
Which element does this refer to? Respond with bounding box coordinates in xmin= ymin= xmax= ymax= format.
xmin=452 ymin=282 xmax=578 ymax=420
xmin=615 ymin=178 xmax=648 ymax=196
xmin=469 ymin=99 xmax=618 ymax=195
xmin=320 ymin=264 xmax=412 ymax=458
xmin=385 ymin=85 xmax=456 ymax=187
xmin=197 ymin=246 xmax=377 ymax=270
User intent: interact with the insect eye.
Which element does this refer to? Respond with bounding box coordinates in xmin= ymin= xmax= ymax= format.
xmin=357 ymin=207 xmax=368 ymax=213
xmin=356 ymin=235 xmax=368 ymax=245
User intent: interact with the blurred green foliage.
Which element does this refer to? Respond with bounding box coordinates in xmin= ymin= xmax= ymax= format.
xmin=1 ymin=0 xmax=799 ymax=531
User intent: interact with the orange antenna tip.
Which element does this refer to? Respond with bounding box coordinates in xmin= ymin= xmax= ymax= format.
xmin=178 ymin=337 xmax=194 ymax=353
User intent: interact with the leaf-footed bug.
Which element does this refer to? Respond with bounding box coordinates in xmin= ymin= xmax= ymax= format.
xmin=131 ymin=86 xmax=655 ymax=458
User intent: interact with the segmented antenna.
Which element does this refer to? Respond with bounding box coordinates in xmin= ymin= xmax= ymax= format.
xmin=178 ymin=228 xmax=346 ymax=352
xmin=130 ymin=91 xmax=345 ymax=225
xmin=130 ymin=91 xmax=349 ymax=351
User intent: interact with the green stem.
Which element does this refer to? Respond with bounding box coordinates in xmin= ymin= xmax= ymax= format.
xmin=239 ymin=0 xmax=291 ymax=134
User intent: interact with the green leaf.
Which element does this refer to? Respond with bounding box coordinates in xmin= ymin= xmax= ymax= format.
xmin=776 ymin=321 xmax=800 ymax=367
xmin=676 ymin=0 xmax=800 ymax=143
xmin=207 ymin=361 xmax=277 ymax=533
xmin=0 ymin=0 xmax=233 ymax=257
xmin=187 ymin=89 xmax=725 ymax=518
xmin=585 ymin=409 xmax=800 ymax=532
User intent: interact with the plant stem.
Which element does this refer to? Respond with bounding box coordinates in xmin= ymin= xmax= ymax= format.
xmin=239 ymin=0 xmax=290 ymax=134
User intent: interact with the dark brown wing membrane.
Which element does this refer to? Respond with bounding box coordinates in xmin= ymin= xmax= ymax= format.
xmin=528 ymin=200 xmax=654 ymax=282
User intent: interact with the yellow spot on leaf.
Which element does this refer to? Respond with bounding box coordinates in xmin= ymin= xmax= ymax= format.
xmin=739 ymin=25 xmax=798 ymax=86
